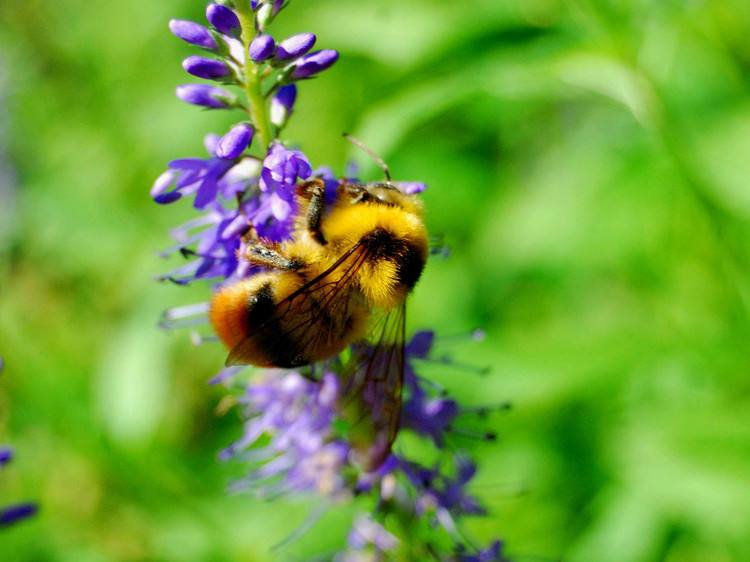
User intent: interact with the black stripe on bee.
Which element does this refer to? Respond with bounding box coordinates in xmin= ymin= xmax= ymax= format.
xmin=361 ymin=228 xmax=426 ymax=291
xmin=246 ymin=282 xmax=307 ymax=368
xmin=395 ymin=243 xmax=425 ymax=290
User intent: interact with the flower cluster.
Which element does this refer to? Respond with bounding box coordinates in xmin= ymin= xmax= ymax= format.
xmin=153 ymin=2 xmax=507 ymax=560
xmin=152 ymin=1 xmax=339 ymax=285
xmin=0 ymin=360 xmax=37 ymax=529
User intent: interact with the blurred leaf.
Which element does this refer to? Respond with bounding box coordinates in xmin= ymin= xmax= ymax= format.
xmin=95 ymin=295 xmax=170 ymax=448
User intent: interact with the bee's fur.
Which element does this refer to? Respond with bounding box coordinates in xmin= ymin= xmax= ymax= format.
xmin=209 ymin=178 xmax=428 ymax=368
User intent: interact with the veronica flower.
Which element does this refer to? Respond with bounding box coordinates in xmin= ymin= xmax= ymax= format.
xmin=152 ymin=2 xmax=507 ymax=560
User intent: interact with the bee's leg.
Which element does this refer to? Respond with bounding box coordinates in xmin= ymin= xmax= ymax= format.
xmin=240 ymin=243 xmax=301 ymax=271
xmin=298 ymin=179 xmax=327 ymax=245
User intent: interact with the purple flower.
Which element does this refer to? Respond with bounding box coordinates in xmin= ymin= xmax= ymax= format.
xmin=275 ymin=32 xmax=316 ymax=61
xmin=216 ymin=123 xmax=254 ymax=160
xmin=222 ymin=372 xmax=350 ymax=497
xmin=0 ymin=447 xmax=11 ymax=467
xmin=169 ymin=19 xmax=218 ymax=50
xmin=291 ymin=49 xmax=339 ymax=79
xmin=403 ymin=393 xmax=459 ymax=446
xmin=270 ymin=84 xmax=297 ymax=127
xmin=151 ymin=133 xmax=257 ymax=210
xmin=176 ymin=84 xmax=234 ymax=109
xmin=260 ymin=142 xmax=312 ymax=193
xmin=182 ymin=56 xmax=231 ymax=80
xmin=248 ymin=34 xmax=276 ymax=62
xmin=256 ymin=143 xmax=311 ymax=224
xmin=206 ymin=3 xmax=240 ymax=36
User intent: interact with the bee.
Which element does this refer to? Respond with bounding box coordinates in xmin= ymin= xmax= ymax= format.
xmin=209 ymin=151 xmax=428 ymax=469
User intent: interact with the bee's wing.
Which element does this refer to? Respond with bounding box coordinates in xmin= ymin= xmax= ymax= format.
xmin=341 ymin=302 xmax=406 ymax=470
xmin=225 ymin=240 xmax=371 ymax=367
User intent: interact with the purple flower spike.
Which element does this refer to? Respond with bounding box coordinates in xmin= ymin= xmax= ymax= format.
xmin=206 ymin=3 xmax=240 ymax=36
xmin=176 ymin=84 xmax=233 ymax=109
xmin=275 ymin=32 xmax=316 ymax=61
xmin=270 ymin=84 xmax=297 ymax=127
xmin=249 ymin=34 xmax=276 ymax=62
xmin=169 ymin=19 xmax=218 ymax=50
xmin=0 ymin=503 xmax=38 ymax=527
xmin=216 ymin=123 xmax=254 ymax=160
xmin=182 ymin=56 xmax=230 ymax=80
xmin=291 ymin=49 xmax=339 ymax=79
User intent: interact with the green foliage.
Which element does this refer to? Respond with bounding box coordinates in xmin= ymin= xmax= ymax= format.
xmin=1 ymin=0 xmax=750 ymax=560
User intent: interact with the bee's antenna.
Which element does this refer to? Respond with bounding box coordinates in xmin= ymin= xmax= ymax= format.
xmin=343 ymin=133 xmax=392 ymax=182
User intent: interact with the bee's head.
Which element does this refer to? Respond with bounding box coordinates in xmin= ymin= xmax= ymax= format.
xmin=339 ymin=181 xmax=423 ymax=215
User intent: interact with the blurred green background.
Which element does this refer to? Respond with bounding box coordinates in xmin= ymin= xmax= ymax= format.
xmin=2 ymin=0 xmax=750 ymax=560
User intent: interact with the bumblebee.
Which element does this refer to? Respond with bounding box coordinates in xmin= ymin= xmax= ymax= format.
xmin=209 ymin=173 xmax=428 ymax=467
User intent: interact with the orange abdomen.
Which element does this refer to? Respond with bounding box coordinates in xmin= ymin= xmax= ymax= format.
xmin=210 ymin=272 xmax=369 ymax=368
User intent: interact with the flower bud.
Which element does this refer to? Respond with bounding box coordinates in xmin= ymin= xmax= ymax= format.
xmin=255 ymin=0 xmax=286 ymax=30
xmin=291 ymin=50 xmax=339 ymax=79
xmin=275 ymin=33 xmax=316 ymax=61
xmin=206 ymin=4 xmax=240 ymax=36
xmin=249 ymin=34 xmax=276 ymax=62
xmin=169 ymin=19 xmax=218 ymax=50
xmin=176 ymin=84 xmax=234 ymax=108
xmin=270 ymin=84 xmax=297 ymax=128
xmin=182 ymin=56 xmax=230 ymax=80
xmin=216 ymin=123 xmax=255 ymax=160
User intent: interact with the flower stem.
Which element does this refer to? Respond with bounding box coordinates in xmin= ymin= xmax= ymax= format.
xmin=235 ymin=4 xmax=273 ymax=150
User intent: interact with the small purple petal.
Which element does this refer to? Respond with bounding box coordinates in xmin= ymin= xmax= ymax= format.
xmin=0 ymin=503 xmax=37 ymax=527
xmin=182 ymin=56 xmax=230 ymax=80
xmin=168 ymin=158 xmax=206 ymax=170
xmin=216 ymin=123 xmax=255 ymax=160
xmin=275 ymin=33 xmax=316 ymax=61
xmin=249 ymin=34 xmax=276 ymax=62
xmin=169 ymin=20 xmax=218 ymax=50
xmin=176 ymin=84 xmax=232 ymax=109
xmin=291 ymin=49 xmax=339 ymax=79
xmin=206 ymin=4 xmax=240 ymax=36
xmin=154 ymin=192 xmax=183 ymax=204
xmin=269 ymin=191 xmax=292 ymax=220
xmin=406 ymin=331 xmax=434 ymax=358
